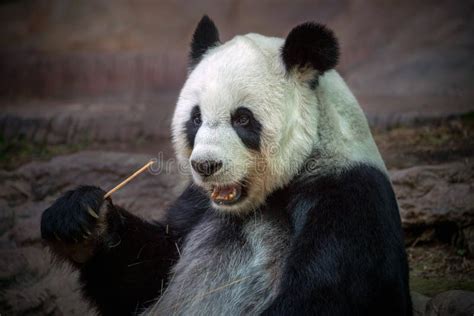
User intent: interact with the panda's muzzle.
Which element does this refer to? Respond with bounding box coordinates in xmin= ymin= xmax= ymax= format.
xmin=190 ymin=158 xmax=248 ymax=206
xmin=210 ymin=184 xmax=242 ymax=205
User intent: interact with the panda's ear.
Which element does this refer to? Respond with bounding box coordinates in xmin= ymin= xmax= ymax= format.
xmin=281 ymin=22 xmax=339 ymax=74
xmin=189 ymin=15 xmax=220 ymax=67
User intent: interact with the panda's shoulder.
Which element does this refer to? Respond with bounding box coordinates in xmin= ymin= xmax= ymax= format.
xmin=311 ymin=164 xmax=392 ymax=192
xmin=291 ymin=164 xmax=398 ymax=221
xmin=281 ymin=164 xmax=403 ymax=259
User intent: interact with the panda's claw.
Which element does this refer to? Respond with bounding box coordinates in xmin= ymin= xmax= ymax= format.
xmin=87 ymin=206 xmax=100 ymax=219
xmin=81 ymin=224 xmax=92 ymax=236
xmin=41 ymin=186 xmax=105 ymax=245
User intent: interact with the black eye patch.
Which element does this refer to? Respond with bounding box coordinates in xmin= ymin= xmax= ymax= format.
xmin=185 ymin=105 xmax=202 ymax=148
xmin=231 ymin=107 xmax=262 ymax=151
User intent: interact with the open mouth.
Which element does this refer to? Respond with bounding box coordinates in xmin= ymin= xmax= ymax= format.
xmin=210 ymin=183 xmax=246 ymax=206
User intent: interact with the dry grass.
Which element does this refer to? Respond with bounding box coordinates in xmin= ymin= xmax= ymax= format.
xmin=408 ymin=244 xmax=474 ymax=296
xmin=373 ymin=114 xmax=474 ymax=169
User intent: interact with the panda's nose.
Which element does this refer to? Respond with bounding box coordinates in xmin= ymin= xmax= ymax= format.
xmin=191 ymin=160 xmax=223 ymax=177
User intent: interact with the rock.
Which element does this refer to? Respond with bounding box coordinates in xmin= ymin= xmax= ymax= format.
xmin=425 ymin=290 xmax=474 ymax=316
xmin=411 ymin=291 xmax=430 ymax=316
xmin=0 ymin=150 xmax=183 ymax=245
xmin=0 ymin=150 xmax=182 ymax=315
xmin=0 ymin=247 xmax=97 ymax=316
xmin=0 ymin=99 xmax=175 ymax=146
xmin=0 ymin=200 xmax=14 ymax=236
xmin=463 ymin=226 xmax=474 ymax=257
xmin=7 ymin=150 xmax=181 ymax=214
xmin=391 ymin=161 xmax=474 ymax=248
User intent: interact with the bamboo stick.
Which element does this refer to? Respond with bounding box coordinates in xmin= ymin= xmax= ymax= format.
xmin=104 ymin=160 xmax=154 ymax=199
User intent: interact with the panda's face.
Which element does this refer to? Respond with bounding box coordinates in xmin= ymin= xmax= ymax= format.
xmin=172 ymin=17 xmax=340 ymax=213
xmin=173 ymin=36 xmax=288 ymax=212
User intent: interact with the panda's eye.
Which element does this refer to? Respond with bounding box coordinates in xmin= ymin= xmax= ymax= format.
xmin=233 ymin=114 xmax=250 ymax=127
xmin=193 ymin=114 xmax=202 ymax=126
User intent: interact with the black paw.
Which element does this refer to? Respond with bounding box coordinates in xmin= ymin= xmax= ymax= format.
xmin=41 ymin=186 xmax=106 ymax=243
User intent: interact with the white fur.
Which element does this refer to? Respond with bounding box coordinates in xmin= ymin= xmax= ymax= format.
xmin=145 ymin=213 xmax=290 ymax=315
xmin=171 ymin=32 xmax=385 ymax=214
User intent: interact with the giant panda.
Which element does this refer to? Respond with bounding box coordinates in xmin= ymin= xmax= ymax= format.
xmin=41 ymin=15 xmax=412 ymax=316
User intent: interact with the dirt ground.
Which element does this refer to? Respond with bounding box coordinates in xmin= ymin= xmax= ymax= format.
xmin=374 ymin=114 xmax=474 ymax=296
xmin=374 ymin=113 xmax=474 ymax=169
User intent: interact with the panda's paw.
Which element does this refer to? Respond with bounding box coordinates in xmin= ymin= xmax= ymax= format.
xmin=41 ymin=186 xmax=108 ymax=263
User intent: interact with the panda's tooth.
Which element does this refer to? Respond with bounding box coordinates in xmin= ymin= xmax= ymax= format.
xmin=210 ymin=184 xmax=242 ymax=203
xmin=211 ymin=188 xmax=219 ymax=200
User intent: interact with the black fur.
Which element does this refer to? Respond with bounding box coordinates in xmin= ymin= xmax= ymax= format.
xmin=41 ymin=186 xmax=105 ymax=243
xmin=41 ymin=164 xmax=411 ymax=315
xmin=189 ymin=15 xmax=220 ymax=68
xmin=41 ymin=186 xmax=180 ymax=315
xmin=308 ymin=76 xmax=319 ymax=90
xmin=231 ymin=106 xmax=262 ymax=151
xmin=282 ymin=22 xmax=339 ymax=74
xmin=184 ymin=105 xmax=202 ymax=148
xmin=165 ymin=185 xmax=210 ymax=239
xmin=262 ymin=164 xmax=412 ymax=315
xmin=80 ymin=203 xmax=179 ymax=315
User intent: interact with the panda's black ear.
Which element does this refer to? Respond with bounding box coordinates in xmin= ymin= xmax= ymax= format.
xmin=189 ymin=15 xmax=220 ymax=67
xmin=281 ymin=22 xmax=339 ymax=74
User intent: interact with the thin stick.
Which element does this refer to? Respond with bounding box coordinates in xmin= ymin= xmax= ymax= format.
xmin=104 ymin=160 xmax=154 ymax=199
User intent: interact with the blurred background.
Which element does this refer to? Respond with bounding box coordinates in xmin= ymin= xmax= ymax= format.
xmin=1 ymin=1 xmax=473 ymax=315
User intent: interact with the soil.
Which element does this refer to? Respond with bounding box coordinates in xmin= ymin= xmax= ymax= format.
xmin=408 ymin=245 xmax=474 ymax=297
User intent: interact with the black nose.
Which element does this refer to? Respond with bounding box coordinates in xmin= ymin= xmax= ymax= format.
xmin=191 ymin=160 xmax=223 ymax=177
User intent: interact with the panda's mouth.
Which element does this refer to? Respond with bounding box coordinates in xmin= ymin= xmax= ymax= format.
xmin=210 ymin=183 xmax=245 ymax=205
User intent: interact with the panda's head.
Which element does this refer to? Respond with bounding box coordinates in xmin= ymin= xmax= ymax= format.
xmin=172 ymin=16 xmax=340 ymax=213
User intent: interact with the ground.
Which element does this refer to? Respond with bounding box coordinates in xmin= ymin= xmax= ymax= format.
xmin=375 ymin=115 xmax=474 ymax=297
xmin=0 ymin=113 xmax=473 ymax=315
xmin=408 ymin=245 xmax=473 ymax=297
